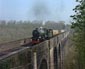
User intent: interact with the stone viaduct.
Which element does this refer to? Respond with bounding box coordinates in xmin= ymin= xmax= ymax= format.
xmin=0 ymin=32 xmax=69 ymax=69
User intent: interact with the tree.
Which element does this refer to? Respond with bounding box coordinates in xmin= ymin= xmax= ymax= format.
xmin=71 ymin=0 xmax=85 ymax=69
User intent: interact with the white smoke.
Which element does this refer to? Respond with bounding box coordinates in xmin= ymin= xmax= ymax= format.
xmin=31 ymin=0 xmax=50 ymax=21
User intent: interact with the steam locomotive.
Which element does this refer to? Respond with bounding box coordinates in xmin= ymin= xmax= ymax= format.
xmin=31 ymin=27 xmax=60 ymax=45
xmin=32 ymin=28 xmax=52 ymax=44
xmin=21 ymin=27 xmax=65 ymax=46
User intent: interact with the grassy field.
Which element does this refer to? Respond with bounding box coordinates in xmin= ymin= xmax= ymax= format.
xmin=62 ymin=36 xmax=78 ymax=69
xmin=0 ymin=23 xmax=41 ymax=43
xmin=0 ymin=21 xmax=65 ymax=44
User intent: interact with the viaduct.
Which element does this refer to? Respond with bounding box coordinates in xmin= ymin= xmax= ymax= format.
xmin=0 ymin=31 xmax=69 ymax=69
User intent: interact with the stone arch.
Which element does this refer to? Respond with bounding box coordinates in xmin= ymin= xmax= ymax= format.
xmin=53 ymin=47 xmax=58 ymax=69
xmin=39 ymin=59 xmax=48 ymax=69
xmin=58 ymin=43 xmax=61 ymax=57
xmin=58 ymin=43 xmax=62 ymax=69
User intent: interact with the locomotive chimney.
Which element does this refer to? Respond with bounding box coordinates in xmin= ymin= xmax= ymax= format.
xmin=42 ymin=21 xmax=45 ymax=26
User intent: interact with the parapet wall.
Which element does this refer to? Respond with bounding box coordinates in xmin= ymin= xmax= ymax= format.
xmin=0 ymin=38 xmax=31 ymax=52
xmin=0 ymin=47 xmax=32 ymax=69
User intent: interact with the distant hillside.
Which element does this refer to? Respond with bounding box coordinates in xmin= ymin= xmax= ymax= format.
xmin=0 ymin=20 xmax=66 ymax=43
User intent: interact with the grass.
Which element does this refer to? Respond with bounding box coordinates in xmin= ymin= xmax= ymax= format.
xmin=62 ymin=37 xmax=78 ymax=69
xmin=0 ymin=21 xmax=65 ymax=44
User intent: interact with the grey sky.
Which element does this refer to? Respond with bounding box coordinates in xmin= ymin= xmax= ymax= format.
xmin=0 ymin=0 xmax=77 ymax=23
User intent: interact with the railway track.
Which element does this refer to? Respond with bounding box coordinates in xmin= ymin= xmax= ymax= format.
xmin=0 ymin=38 xmax=32 ymax=57
xmin=0 ymin=47 xmax=21 ymax=57
xmin=0 ymin=38 xmax=43 ymax=58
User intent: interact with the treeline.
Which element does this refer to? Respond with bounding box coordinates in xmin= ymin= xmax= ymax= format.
xmin=70 ymin=0 xmax=85 ymax=69
xmin=0 ymin=20 xmax=66 ymax=43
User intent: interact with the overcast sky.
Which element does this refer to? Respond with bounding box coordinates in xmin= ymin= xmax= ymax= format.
xmin=0 ymin=0 xmax=77 ymax=23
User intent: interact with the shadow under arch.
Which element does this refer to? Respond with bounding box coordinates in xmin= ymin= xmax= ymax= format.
xmin=39 ymin=59 xmax=48 ymax=69
xmin=53 ymin=47 xmax=58 ymax=69
xmin=58 ymin=43 xmax=62 ymax=69
xmin=59 ymin=43 xmax=61 ymax=57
